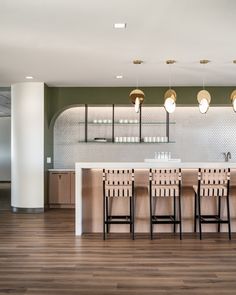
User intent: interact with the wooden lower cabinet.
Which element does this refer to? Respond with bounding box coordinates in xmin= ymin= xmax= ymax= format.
xmin=70 ymin=172 xmax=75 ymax=204
xmin=49 ymin=171 xmax=75 ymax=208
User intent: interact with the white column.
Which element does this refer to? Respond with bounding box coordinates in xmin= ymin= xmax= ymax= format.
xmin=11 ymin=82 xmax=44 ymax=212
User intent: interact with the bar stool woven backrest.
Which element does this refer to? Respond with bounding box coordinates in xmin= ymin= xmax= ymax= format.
xmin=194 ymin=168 xmax=231 ymax=240
xmin=103 ymin=169 xmax=134 ymax=197
xmin=149 ymin=168 xmax=182 ymax=239
xmin=198 ymin=168 xmax=230 ymax=197
xmin=102 ymin=169 xmax=135 ymax=240
xmin=149 ymin=169 xmax=181 ymax=197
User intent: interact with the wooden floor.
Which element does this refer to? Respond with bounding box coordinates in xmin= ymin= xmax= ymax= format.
xmin=0 ymin=209 xmax=236 ymax=294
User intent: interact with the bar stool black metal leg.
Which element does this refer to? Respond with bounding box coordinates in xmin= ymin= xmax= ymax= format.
xmin=194 ymin=192 xmax=197 ymax=233
xmin=103 ymin=194 xmax=106 ymax=240
xmin=179 ymin=194 xmax=182 ymax=240
xmin=198 ymin=193 xmax=202 ymax=240
xmin=226 ymin=193 xmax=231 ymax=240
xmin=129 ymin=197 xmax=132 ymax=233
xmin=150 ymin=184 xmax=153 ymax=240
xmin=106 ymin=196 xmax=109 ymax=234
xmin=218 ymin=196 xmax=221 ymax=233
xmin=173 ymin=195 xmax=176 ymax=233
xmin=132 ymin=195 xmax=135 ymax=240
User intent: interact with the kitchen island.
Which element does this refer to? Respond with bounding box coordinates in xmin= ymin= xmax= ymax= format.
xmin=75 ymin=162 xmax=236 ymax=236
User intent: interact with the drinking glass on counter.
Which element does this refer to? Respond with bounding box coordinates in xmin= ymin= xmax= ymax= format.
xmin=154 ymin=151 xmax=172 ymax=160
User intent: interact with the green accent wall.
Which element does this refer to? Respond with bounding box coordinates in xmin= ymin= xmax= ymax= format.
xmin=46 ymin=86 xmax=236 ymax=126
xmin=0 ymin=87 xmax=10 ymax=91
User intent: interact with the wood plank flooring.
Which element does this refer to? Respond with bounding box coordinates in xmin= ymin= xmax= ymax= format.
xmin=0 ymin=209 xmax=236 ymax=294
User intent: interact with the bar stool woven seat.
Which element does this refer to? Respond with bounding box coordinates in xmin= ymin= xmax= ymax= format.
xmin=103 ymin=169 xmax=135 ymax=240
xmin=149 ymin=169 xmax=182 ymax=240
xmin=193 ymin=168 xmax=231 ymax=240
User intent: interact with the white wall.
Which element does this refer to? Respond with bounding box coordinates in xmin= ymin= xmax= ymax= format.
xmin=0 ymin=117 xmax=11 ymax=181
xmin=11 ymin=82 xmax=44 ymax=209
xmin=54 ymin=106 xmax=236 ymax=167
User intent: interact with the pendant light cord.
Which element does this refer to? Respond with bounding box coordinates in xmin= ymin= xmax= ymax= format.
xmin=202 ymin=63 xmax=206 ymax=90
xmin=168 ymin=64 xmax=172 ymax=89
xmin=136 ymin=65 xmax=139 ymax=89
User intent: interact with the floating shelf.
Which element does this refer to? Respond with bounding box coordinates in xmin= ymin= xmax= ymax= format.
xmin=78 ymin=141 xmax=175 ymax=144
xmin=82 ymin=121 xmax=175 ymax=125
xmin=75 ymin=105 xmax=175 ymax=144
xmin=142 ymin=122 xmax=175 ymax=125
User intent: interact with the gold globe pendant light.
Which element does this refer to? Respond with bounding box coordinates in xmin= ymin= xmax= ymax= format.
xmin=230 ymin=89 xmax=236 ymax=112
xmin=129 ymin=60 xmax=145 ymax=113
xmin=230 ymin=60 xmax=236 ymax=112
xmin=130 ymin=88 xmax=145 ymax=113
xmin=197 ymin=89 xmax=211 ymax=114
xmin=164 ymin=60 xmax=177 ymax=113
xmin=164 ymin=89 xmax=177 ymax=114
xmin=197 ymin=60 xmax=211 ymax=114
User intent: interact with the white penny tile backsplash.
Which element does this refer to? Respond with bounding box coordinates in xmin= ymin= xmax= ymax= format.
xmin=53 ymin=106 xmax=236 ymax=168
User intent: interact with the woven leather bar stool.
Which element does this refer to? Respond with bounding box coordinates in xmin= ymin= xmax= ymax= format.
xmin=103 ymin=169 xmax=135 ymax=240
xmin=193 ymin=168 xmax=231 ymax=240
xmin=149 ymin=169 xmax=182 ymax=240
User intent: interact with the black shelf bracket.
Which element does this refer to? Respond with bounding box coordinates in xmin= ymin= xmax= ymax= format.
xmin=85 ymin=104 xmax=88 ymax=142
xmin=166 ymin=111 xmax=170 ymax=142
xmin=139 ymin=105 xmax=142 ymax=142
xmin=112 ymin=104 xmax=115 ymax=142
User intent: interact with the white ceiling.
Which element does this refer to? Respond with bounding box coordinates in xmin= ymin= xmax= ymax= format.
xmin=1 ymin=0 xmax=236 ymax=87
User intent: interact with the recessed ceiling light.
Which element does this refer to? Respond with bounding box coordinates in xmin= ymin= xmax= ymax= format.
xmin=116 ymin=75 xmax=123 ymax=79
xmin=25 ymin=76 xmax=34 ymax=80
xmin=114 ymin=23 xmax=126 ymax=29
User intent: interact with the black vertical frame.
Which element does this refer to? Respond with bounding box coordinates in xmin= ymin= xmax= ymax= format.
xmin=166 ymin=111 xmax=170 ymax=142
xmin=85 ymin=104 xmax=88 ymax=142
xmin=112 ymin=104 xmax=115 ymax=142
xmin=139 ymin=105 xmax=142 ymax=142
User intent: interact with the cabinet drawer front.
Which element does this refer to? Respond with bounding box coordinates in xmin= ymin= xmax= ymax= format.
xmin=49 ymin=172 xmax=71 ymax=204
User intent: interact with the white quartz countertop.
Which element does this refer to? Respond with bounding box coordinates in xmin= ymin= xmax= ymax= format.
xmin=76 ymin=162 xmax=236 ymax=169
